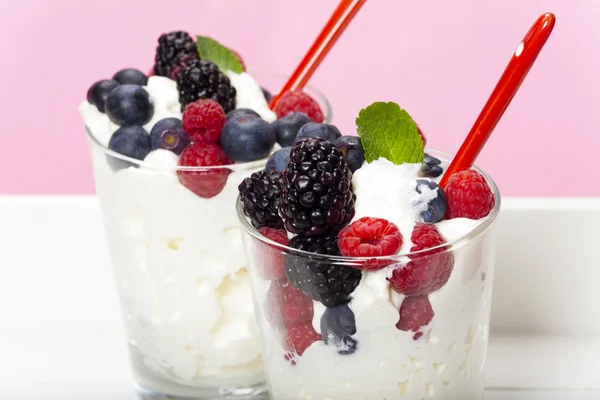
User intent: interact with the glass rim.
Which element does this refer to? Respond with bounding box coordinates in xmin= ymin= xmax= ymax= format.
xmin=84 ymin=70 xmax=332 ymax=172
xmin=236 ymin=149 xmax=501 ymax=262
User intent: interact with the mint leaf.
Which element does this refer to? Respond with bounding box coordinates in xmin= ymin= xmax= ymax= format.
xmin=196 ymin=36 xmax=243 ymax=74
xmin=356 ymin=102 xmax=424 ymax=165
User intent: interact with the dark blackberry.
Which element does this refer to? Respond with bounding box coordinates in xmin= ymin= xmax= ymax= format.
xmin=285 ymin=234 xmax=361 ymax=308
xmin=419 ymin=153 xmax=443 ymax=178
xmin=238 ymin=170 xmax=284 ymax=229
xmin=280 ymin=137 xmax=355 ymax=236
xmin=153 ymin=31 xmax=199 ymax=79
xmin=177 ymin=59 xmax=236 ymax=112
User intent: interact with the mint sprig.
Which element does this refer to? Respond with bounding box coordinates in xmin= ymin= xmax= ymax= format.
xmin=356 ymin=102 xmax=424 ymax=165
xmin=196 ymin=36 xmax=243 ymax=74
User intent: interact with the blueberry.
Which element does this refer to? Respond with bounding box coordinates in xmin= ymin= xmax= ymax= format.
xmin=261 ymin=87 xmax=272 ymax=103
xmin=87 ymin=79 xmax=120 ymax=113
xmin=419 ymin=153 xmax=443 ymax=178
xmin=112 ymin=68 xmax=148 ymax=86
xmin=105 ymin=84 xmax=154 ymax=126
xmin=333 ymin=136 xmax=365 ymax=172
xmin=414 ymin=179 xmax=448 ymax=223
xmin=295 ymin=122 xmax=342 ymax=144
xmin=149 ymin=118 xmax=189 ymax=155
xmin=220 ymin=115 xmax=276 ymax=162
xmin=226 ymin=108 xmax=260 ymax=120
xmin=265 ymin=147 xmax=291 ymax=172
xmin=320 ymin=304 xmax=358 ymax=355
xmin=272 ymin=112 xmax=312 ymax=147
xmin=107 ymin=125 xmax=152 ymax=171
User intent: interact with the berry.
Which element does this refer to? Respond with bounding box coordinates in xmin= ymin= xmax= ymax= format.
xmin=220 ymin=115 xmax=276 ymax=162
xmin=419 ymin=153 xmax=443 ymax=178
xmin=280 ymin=138 xmax=355 ymax=236
xmin=266 ymin=279 xmax=314 ymax=328
xmin=273 ymin=91 xmax=324 ymax=123
xmin=149 ymin=118 xmax=189 ymax=155
xmin=414 ymin=179 xmax=447 ymax=223
xmin=182 ymin=99 xmax=226 ymax=143
xmin=112 ymin=68 xmax=148 ymax=86
xmin=285 ymin=234 xmax=361 ymax=308
xmin=261 ymin=87 xmax=272 ymax=103
xmin=295 ymin=122 xmax=341 ymax=144
xmin=226 ymin=108 xmax=260 ymax=121
xmin=321 ymin=304 xmax=358 ymax=355
xmin=177 ymin=142 xmax=233 ymax=198
xmin=333 ymin=136 xmax=365 ymax=173
xmin=238 ymin=170 xmax=284 ymax=229
xmin=87 ymin=79 xmax=120 ymax=113
xmin=284 ymin=322 xmax=322 ymax=356
xmin=107 ymin=125 xmax=152 ymax=171
xmin=388 ymin=223 xmax=454 ymax=296
xmin=229 ymin=48 xmax=246 ymax=71
xmin=177 ymin=59 xmax=236 ymax=113
xmin=105 ymin=84 xmax=154 ymax=126
xmin=337 ymin=217 xmax=403 ymax=270
xmin=153 ymin=31 xmax=199 ymax=78
xmin=445 ymin=169 xmax=495 ymax=219
xmin=396 ymin=295 xmax=434 ymax=334
xmin=417 ymin=126 xmax=427 ymax=147
xmin=265 ymin=147 xmax=291 ymax=172
xmin=256 ymin=227 xmax=289 ymax=280
xmin=272 ymin=112 xmax=312 ymax=147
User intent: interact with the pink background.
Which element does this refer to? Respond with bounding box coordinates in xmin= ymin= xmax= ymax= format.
xmin=0 ymin=0 xmax=598 ymax=196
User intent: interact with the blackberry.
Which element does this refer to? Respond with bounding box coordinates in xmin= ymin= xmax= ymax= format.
xmin=238 ymin=170 xmax=284 ymax=229
xmin=177 ymin=59 xmax=236 ymax=112
xmin=280 ymin=137 xmax=355 ymax=236
xmin=285 ymin=234 xmax=361 ymax=308
xmin=153 ymin=31 xmax=199 ymax=79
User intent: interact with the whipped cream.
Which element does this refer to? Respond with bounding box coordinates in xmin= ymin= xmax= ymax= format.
xmin=226 ymin=71 xmax=277 ymax=122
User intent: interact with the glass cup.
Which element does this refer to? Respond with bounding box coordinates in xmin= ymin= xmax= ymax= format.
xmin=85 ymin=72 xmax=331 ymax=399
xmin=238 ymin=151 xmax=500 ymax=400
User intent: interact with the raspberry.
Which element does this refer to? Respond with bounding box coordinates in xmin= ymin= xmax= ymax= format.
xmin=273 ymin=91 xmax=324 ymax=123
xmin=256 ymin=227 xmax=289 ymax=280
xmin=153 ymin=31 xmax=199 ymax=78
xmin=417 ymin=126 xmax=427 ymax=147
xmin=284 ymin=322 xmax=322 ymax=356
xmin=337 ymin=217 xmax=403 ymax=270
xmin=388 ymin=223 xmax=454 ymax=296
xmin=177 ymin=142 xmax=233 ymax=198
xmin=177 ymin=59 xmax=236 ymax=113
xmin=182 ymin=99 xmax=226 ymax=143
xmin=229 ymin=48 xmax=246 ymax=71
xmin=445 ymin=169 xmax=495 ymax=219
xmin=238 ymin=170 xmax=284 ymax=229
xmin=266 ymin=279 xmax=314 ymax=329
xmin=396 ymin=295 xmax=434 ymax=334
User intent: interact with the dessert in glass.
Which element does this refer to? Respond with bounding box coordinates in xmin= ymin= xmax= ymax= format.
xmin=79 ymin=31 xmax=331 ymax=399
xmin=238 ymin=102 xmax=500 ymax=399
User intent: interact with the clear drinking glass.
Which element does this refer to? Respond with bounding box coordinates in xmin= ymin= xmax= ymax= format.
xmin=85 ymin=72 xmax=331 ymax=400
xmin=238 ymin=151 xmax=500 ymax=400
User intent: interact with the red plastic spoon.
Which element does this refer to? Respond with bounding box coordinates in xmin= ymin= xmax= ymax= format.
xmin=269 ymin=0 xmax=367 ymax=109
xmin=439 ymin=12 xmax=556 ymax=188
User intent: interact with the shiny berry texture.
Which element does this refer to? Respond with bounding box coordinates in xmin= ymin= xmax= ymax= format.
xmin=87 ymin=79 xmax=120 ymax=113
xmin=150 ymin=118 xmax=189 ymax=154
xmin=273 ymin=91 xmax=324 ymax=123
xmin=414 ymin=179 xmax=448 ymax=223
xmin=284 ymin=322 xmax=321 ymax=356
xmin=256 ymin=227 xmax=289 ymax=280
xmin=177 ymin=142 xmax=233 ymax=198
xmin=266 ymin=279 xmax=314 ymax=329
xmin=220 ymin=116 xmax=276 ymax=162
xmin=107 ymin=125 xmax=151 ymax=171
xmin=295 ymin=122 xmax=341 ymax=144
xmin=112 ymin=68 xmax=148 ymax=86
xmin=320 ymin=304 xmax=358 ymax=355
xmin=105 ymin=85 xmax=154 ymax=126
xmin=388 ymin=223 xmax=454 ymax=296
xmin=285 ymin=234 xmax=361 ymax=308
xmin=226 ymin=108 xmax=259 ymax=121
xmin=396 ymin=295 xmax=434 ymax=335
xmin=333 ymin=136 xmax=365 ymax=173
xmin=419 ymin=153 xmax=443 ymax=178
xmin=338 ymin=217 xmax=402 ymax=260
xmin=272 ymin=112 xmax=312 ymax=147
xmin=177 ymin=60 xmax=236 ymax=113
xmin=182 ymin=99 xmax=226 ymax=143
xmin=265 ymin=147 xmax=291 ymax=172
xmin=153 ymin=31 xmax=199 ymax=78
xmin=445 ymin=169 xmax=495 ymax=219
xmin=238 ymin=170 xmax=284 ymax=229
xmin=280 ymin=138 xmax=355 ymax=236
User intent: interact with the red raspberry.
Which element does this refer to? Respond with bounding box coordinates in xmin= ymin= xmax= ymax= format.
xmin=388 ymin=223 xmax=454 ymax=296
xmin=265 ymin=279 xmax=314 ymax=329
xmin=182 ymin=99 xmax=226 ymax=143
xmin=273 ymin=91 xmax=324 ymax=123
xmin=284 ymin=322 xmax=321 ymax=356
xmin=445 ymin=169 xmax=495 ymax=219
xmin=177 ymin=142 xmax=233 ymax=198
xmin=337 ymin=217 xmax=403 ymax=271
xmin=148 ymin=67 xmax=155 ymax=77
xmin=229 ymin=49 xmax=246 ymax=71
xmin=396 ymin=295 xmax=434 ymax=334
xmin=256 ymin=227 xmax=289 ymax=280
xmin=417 ymin=125 xmax=427 ymax=147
